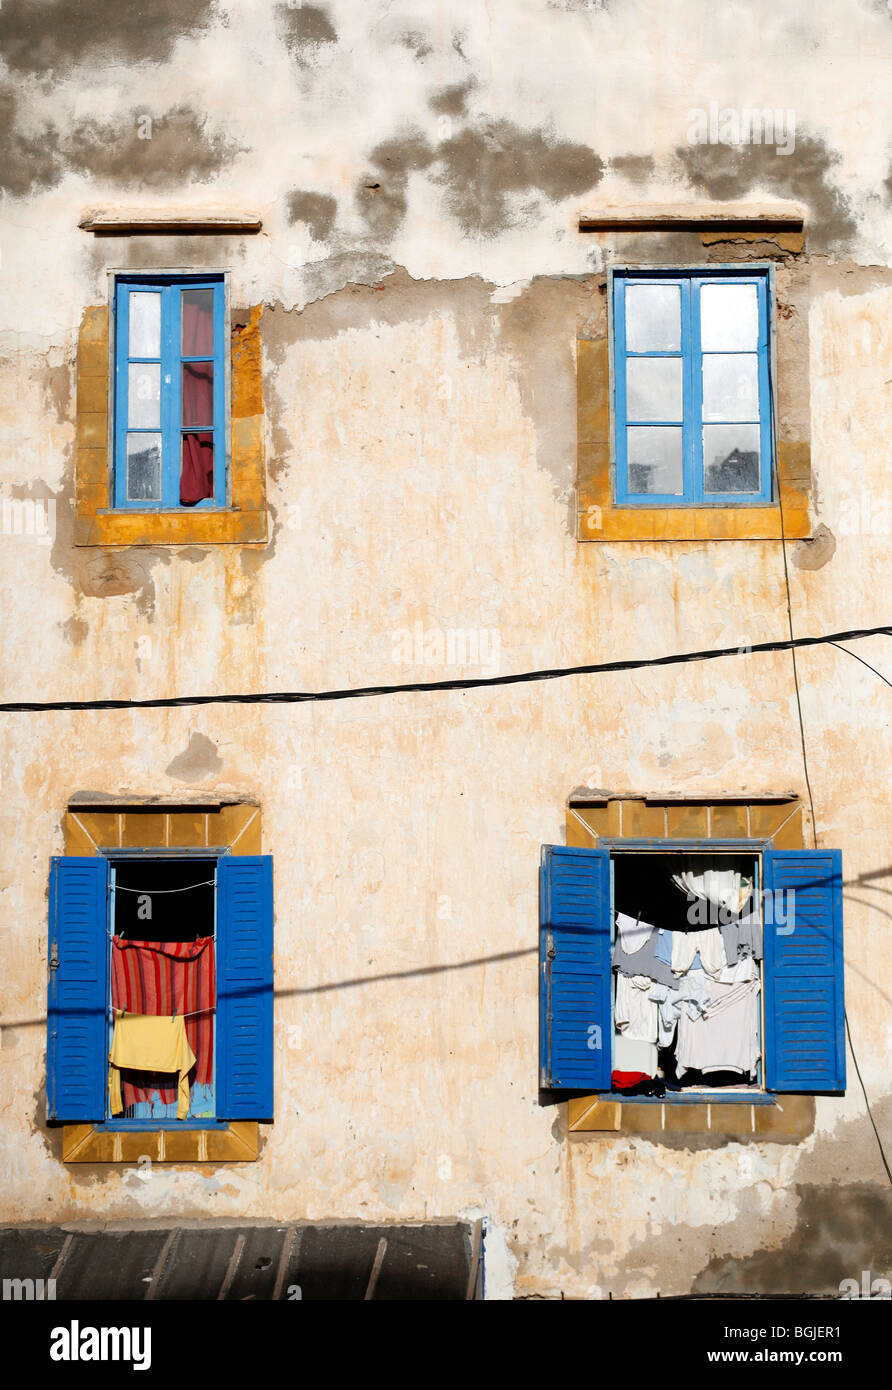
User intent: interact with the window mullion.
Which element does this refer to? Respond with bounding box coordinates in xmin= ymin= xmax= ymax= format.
xmin=161 ymin=285 xmax=180 ymax=509
xmin=213 ymin=281 xmax=226 ymax=508
xmin=688 ymin=278 xmax=703 ymax=504
xmin=113 ymin=282 xmax=128 ymax=509
xmin=758 ymin=276 xmax=774 ymax=503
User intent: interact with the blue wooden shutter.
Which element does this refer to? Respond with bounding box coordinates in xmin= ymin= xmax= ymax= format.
xmin=47 ymin=856 xmax=108 ymax=1121
xmin=539 ymin=845 xmax=611 ymax=1090
xmin=217 ymin=855 xmax=274 ymax=1120
xmin=763 ymin=848 xmax=845 ymax=1093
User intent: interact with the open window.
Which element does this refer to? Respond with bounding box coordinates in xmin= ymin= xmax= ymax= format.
xmin=611 ymin=850 xmax=762 ymax=1096
xmin=47 ymin=852 xmax=274 ymax=1134
xmin=539 ymin=842 xmax=845 ymax=1098
xmin=108 ymin=857 xmax=217 ymax=1122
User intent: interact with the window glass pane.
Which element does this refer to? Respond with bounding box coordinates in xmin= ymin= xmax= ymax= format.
xmin=700 ymin=283 xmax=759 ymax=351
xmin=627 ymin=426 xmax=684 ymax=495
xmin=702 ymin=354 xmax=759 ymax=421
xmin=127 ymin=363 xmax=161 ymax=429
xmin=128 ymin=292 xmax=161 ymax=358
xmin=703 ymin=424 xmax=761 ymax=493
xmin=181 ymin=288 xmax=215 ymax=356
xmin=126 ymin=433 xmax=162 ymax=501
xmin=182 ymin=361 xmax=214 ymax=427
xmin=625 ymin=283 xmax=681 ymax=352
xmin=181 ymin=433 xmax=214 ymax=505
xmin=626 ymin=357 xmax=683 ymax=422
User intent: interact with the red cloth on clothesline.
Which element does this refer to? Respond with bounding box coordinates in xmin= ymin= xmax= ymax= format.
xmin=111 ymin=936 xmax=215 ymax=1109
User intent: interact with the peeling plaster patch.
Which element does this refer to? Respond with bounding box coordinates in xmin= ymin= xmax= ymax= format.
xmin=496 ymin=277 xmax=587 ymax=497
xmin=286 ymin=189 xmax=337 ymax=241
xmin=0 ymin=96 xmax=239 ymax=197
xmin=287 ymin=252 xmax=398 ymax=314
xmin=77 ymin=551 xmax=159 ymax=619
xmin=0 ymin=89 xmax=64 ymax=195
xmin=482 ymin=1221 xmax=518 ymax=1300
xmin=264 ymin=271 xmax=494 ymax=364
xmin=66 ymin=105 xmax=240 ymax=188
xmin=692 ymin=1184 xmax=892 ymax=1295
xmin=0 ymin=0 xmax=219 ymax=75
xmin=262 ymin=271 xmax=495 ymax=476
xmin=276 ymin=2 xmax=337 ymax=56
xmin=165 ymin=732 xmax=224 ymax=783
xmin=792 ymin=522 xmax=837 ymax=570
xmin=401 ymin=30 xmax=434 ymax=60
xmin=356 ymin=131 xmax=435 ymax=238
xmin=354 ymin=119 xmax=603 ymax=241
xmin=434 ymin=121 xmax=603 ymax=237
xmin=429 ymin=79 xmax=476 ymax=118
xmin=60 ymin=615 xmax=89 ymax=646
xmin=610 ymin=153 xmax=656 ymax=184
xmin=608 ymin=1097 xmax=892 ymax=1297
xmin=674 ymin=133 xmax=857 ymax=252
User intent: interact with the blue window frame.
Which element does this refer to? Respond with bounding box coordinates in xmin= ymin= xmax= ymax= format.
xmin=611 ymin=268 xmax=774 ymax=506
xmin=539 ymin=842 xmax=845 ymax=1097
xmin=104 ymin=857 xmax=218 ymax=1123
xmin=113 ymin=274 xmax=227 ymax=511
xmin=47 ymin=852 xmax=274 ymax=1129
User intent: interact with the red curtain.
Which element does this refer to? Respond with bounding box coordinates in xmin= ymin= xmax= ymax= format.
xmin=180 ymin=292 xmax=215 ymax=505
xmin=111 ymin=936 xmax=215 ymax=1109
xmin=180 ymin=431 xmax=214 ymax=505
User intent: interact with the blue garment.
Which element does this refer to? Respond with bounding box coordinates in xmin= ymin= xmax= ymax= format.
xmin=653 ymin=929 xmax=673 ymax=966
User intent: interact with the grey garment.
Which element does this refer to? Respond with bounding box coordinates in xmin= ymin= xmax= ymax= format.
xmin=613 ymin=930 xmax=678 ymax=989
xmin=720 ymin=911 xmax=763 ymax=964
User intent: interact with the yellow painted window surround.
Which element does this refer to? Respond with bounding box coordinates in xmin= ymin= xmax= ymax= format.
xmin=59 ymin=803 xmax=263 ymax=1163
xmin=75 ymin=299 xmax=268 ymax=546
xmin=563 ymin=794 xmax=814 ymax=1140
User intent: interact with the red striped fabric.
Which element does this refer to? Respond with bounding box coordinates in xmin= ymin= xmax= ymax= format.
xmin=111 ymin=936 xmax=215 ymax=1109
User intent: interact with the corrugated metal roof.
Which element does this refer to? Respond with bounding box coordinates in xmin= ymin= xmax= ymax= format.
xmin=0 ymin=1223 xmax=482 ymax=1301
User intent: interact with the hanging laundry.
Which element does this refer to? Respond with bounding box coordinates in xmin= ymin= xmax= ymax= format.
xmin=613 ymin=928 xmax=678 ymax=989
xmin=111 ymin=935 xmax=215 ymax=1111
xmin=715 ymin=954 xmax=760 ymax=985
xmin=672 ymin=865 xmax=753 ymax=921
xmin=648 ymin=969 xmax=712 ymax=1047
xmin=675 ymin=978 xmax=761 ymax=1078
xmin=613 ymin=1031 xmax=658 ymax=1078
xmin=614 ymin=911 xmax=653 ymax=955
xmin=720 ymin=910 xmax=763 ymax=965
xmin=671 ymin=927 xmax=726 ymax=979
xmin=653 ymin=928 xmax=674 ymax=967
xmin=615 ymin=973 xmax=659 ymax=1044
xmin=108 ymin=1012 xmax=196 ymax=1119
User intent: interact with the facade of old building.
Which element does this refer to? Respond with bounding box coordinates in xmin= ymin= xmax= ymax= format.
xmin=1 ymin=0 xmax=891 ymax=1299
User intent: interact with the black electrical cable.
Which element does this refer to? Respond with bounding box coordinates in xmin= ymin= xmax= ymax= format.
xmin=1 ymin=622 xmax=891 ymax=713
xmin=827 ymin=640 xmax=892 ymax=693
xmin=767 ymin=362 xmax=892 ymax=1188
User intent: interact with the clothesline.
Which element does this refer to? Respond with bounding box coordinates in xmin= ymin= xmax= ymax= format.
xmin=111 ymin=1006 xmax=214 ymax=1021
xmin=114 ymin=880 xmax=215 ymax=894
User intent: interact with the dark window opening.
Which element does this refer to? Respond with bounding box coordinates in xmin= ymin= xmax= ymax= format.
xmin=611 ymin=851 xmax=762 ymax=1096
xmin=110 ymin=857 xmax=217 ymax=1121
xmin=113 ymin=858 xmax=216 ymax=942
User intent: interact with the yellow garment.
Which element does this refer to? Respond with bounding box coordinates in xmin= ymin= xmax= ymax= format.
xmin=108 ymin=1011 xmax=196 ymax=1120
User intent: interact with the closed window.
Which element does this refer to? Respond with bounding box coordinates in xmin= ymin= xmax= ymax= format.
xmin=539 ymin=843 xmax=845 ymax=1096
xmin=611 ymin=269 xmax=773 ymax=506
xmin=113 ymin=275 xmax=227 ymax=510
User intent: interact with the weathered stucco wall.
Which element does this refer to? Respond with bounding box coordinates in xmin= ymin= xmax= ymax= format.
xmin=1 ymin=0 xmax=891 ymax=1298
